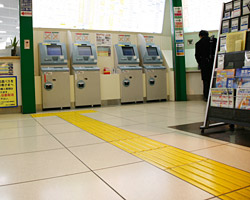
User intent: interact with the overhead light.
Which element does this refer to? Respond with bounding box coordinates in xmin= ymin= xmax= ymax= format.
xmin=0 ymin=4 xmax=4 ymax=8
xmin=0 ymin=20 xmax=2 ymax=23
xmin=16 ymin=26 xmax=19 ymax=29
xmin=0 ymin=31 xmax=7 ymax=33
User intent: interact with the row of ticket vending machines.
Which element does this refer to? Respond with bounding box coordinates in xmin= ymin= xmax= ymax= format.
xmin=39 ymin=34 xmax=167 ymax=109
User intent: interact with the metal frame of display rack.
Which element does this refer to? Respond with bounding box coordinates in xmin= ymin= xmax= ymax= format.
xmin=200 ymin=0 xmax=250 ymax=133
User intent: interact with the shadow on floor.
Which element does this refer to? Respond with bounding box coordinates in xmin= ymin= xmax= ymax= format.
xmin=170 ymin=122 xmax=250 ymax=148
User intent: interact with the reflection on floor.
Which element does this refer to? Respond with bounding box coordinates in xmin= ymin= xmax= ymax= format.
xmin=0 ymin=101 xmax=249 ymax=200
xmin=170 ymin=122 xmax=250 ymax=148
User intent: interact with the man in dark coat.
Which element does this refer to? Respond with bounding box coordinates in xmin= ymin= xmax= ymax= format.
xmin=195 ymin=30 xmax=217 ymax=101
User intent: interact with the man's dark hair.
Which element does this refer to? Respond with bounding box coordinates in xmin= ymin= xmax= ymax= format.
xmin=199 ymin=30 xmax=209 ymax=37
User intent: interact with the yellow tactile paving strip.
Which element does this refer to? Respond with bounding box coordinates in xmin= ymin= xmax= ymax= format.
xmin=219 ymin=186 xmax=250 ymax=200
xmin=32 ymin=111 xmax=250 ymax=199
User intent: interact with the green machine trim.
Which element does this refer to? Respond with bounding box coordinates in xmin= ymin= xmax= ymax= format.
xmin=19 ymin=0 xmax=36 ymax=113
xmin=170 ymin=0 xmax=187 ymax=101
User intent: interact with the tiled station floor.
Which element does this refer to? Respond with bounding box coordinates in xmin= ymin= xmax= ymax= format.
xmin=0 ymin=101 xmax=249 ymax=200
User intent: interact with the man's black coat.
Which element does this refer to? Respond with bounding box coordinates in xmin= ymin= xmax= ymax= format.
xmin=195 ymin=36 xmax=215 ymax=81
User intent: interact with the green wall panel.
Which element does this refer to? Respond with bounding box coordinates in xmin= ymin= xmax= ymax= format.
xmin=19 ymin=1 xmax=36 ymax=114
xmin=170 ymin=0 xmax=187 ymax=101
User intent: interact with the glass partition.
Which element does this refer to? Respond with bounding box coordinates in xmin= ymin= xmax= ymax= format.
xmin=0 ymin=0 xmax=19 ymax=56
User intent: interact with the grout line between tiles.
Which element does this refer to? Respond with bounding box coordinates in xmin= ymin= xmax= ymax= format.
xmin=0 ymin=134 xmax=54 ymax=141
xmin=34 ymin=118 xmax=126 ymax=200
xmin=190 ymin=143 xmax=228 ymax=153
xmin=0 ymin=171 xmax=90 ymax=188
xmin=165 ymin=129 xmax=231 ymax=145
xmin=0 ymin=147 xmax=65 ymax=158
xmin=190 ymin=137 xmax=250 ymax=153
xmin=205 ymin=196 xmax=221 ymax=200
xmin=225 ymin=143 xmax=250 ymax=153
xmin=216 ymin=185 xmax=250 ymax=199
xmin=64 ymin=141 xmax=107 ymax=149
xmin=0 ymin=124 xmax=41 ymax=131
xmin=92 ymin=161 xmax=144 ymax=172
xmin=0 ymin=133 xmax=50 ymax=141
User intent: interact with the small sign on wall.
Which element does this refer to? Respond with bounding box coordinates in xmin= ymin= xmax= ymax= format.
xmin=0 ymin=76 xmax=18 ymax=108
xmin=43 ymin=32 xmax=60 ymax=42
xmin=24 ymin=40 xmax=30 ymax=49
xmin=118 ymin=35 xmax=131 ymax=43
xmin=75 ymin=33 xmax=90 ymax=42
xmin=174 ymin=7 xmax=185 ymax=56
xmin=0 ymin=63 xmax=13 ymax=75
xmin=20 ymin=0 xmax=32 ymax=17
xmin=96 ymin=33 xmax=112 ymax=46
xmin=144 ymin=36 xmax=154 ymax=44
xmin=187 ymin=39 xmax=194 ymax=46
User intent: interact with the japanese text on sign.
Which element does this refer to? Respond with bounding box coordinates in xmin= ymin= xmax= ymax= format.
xmin=0 ymin=77 xmax=18 ymax=108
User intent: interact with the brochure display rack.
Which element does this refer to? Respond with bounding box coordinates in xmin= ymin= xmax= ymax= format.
xmin=201 ymin=0 xmax=250 ymax=132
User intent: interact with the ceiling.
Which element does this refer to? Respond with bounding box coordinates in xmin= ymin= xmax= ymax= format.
xmin=0 ymin=0 xmax=19 ymax=44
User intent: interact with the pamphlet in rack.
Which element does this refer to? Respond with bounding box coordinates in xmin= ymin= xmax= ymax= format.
xmin=231 ymin=18 xmax=239 ymax=32
xmin=242 ymin=0 xmax=250 ymax=15
xmin=219 ymin=36 xmax=227 ymax=52
xmin=234 ymin=77 xmax=250 ymax=88
xmin=224 ymin=2 xmax=233 ymax=19
xmin=236 ymin=67 xmax=250 ymax=77
xmin=216 ymin=69 xmax=235 ymax=88
xmin=232 ymin=0 xmax=241 ymax=17
xmin=235 ymin=88 xmax=250 ymax=109
xmin=240 ymin=15 xmax=249 ymax=31
xmin=217 ymin=54 xmax=225 ymax=70
xmin=211 ymin=88 xmax=234 ymax=108
xmin=222 ymin=20 xmax=230 ymax=34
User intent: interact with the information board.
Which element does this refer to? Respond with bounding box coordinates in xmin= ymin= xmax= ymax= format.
xmin=0 ymin=76 xmax=18 ymax=108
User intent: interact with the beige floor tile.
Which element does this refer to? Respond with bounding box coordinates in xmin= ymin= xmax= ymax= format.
xmin=54 ymin=131 xmax=105 ymax=147
xmin=158 ymin=110 xmax=205 ymax=119
xmin=0 ymin=125 xmax=49 ymax=140
xmin=99 ymin=118 xmax=139 ymax=127
xmin=0 ymin=172 xmax=123 ymax=200
xmin=0 ymin=119 xmax=40 ymax=129
xmin=96 ymin=162 xmax=213 ymax=200
xmin=128 ymin=106 xmax=172 ymax=114
xmin=193 ymin=144 xmax=250 ymax=172
xmin=122 ymin=114 xmax=171 ymax=124
xmin=0 ymin=135 xmax=63 ymax=156
xmin=99 ymin=110 xmax=144 ymax=117
xmin=0 ymin=149 xmax=89 ymax=186
xmin=227 ymin=143 xmax=250 ymax=152
xmin=43 ymin=123 xmax=82 ymax=134
xmin=70 ymin=143 xmax=142 ymax=170
xmin=34 ymin=116 xmax=68 ymax=126
xmin=148 ymin=117 xmax=203 ymax=128
xmin=148 ymin=132 xmax=223 ymax=151
xmin=174 ymin=130 xmax=228 ymax=145
xmin=120 ymin=124 xmax=174 ymax=136
xmin=0 ymin=113 xmax=32 ymax=120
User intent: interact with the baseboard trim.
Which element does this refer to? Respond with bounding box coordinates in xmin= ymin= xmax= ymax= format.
xmin=0 ymin=106 xmax=22 ymax=114
xmin=187 ymin=95 xmax=203 ymax=101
